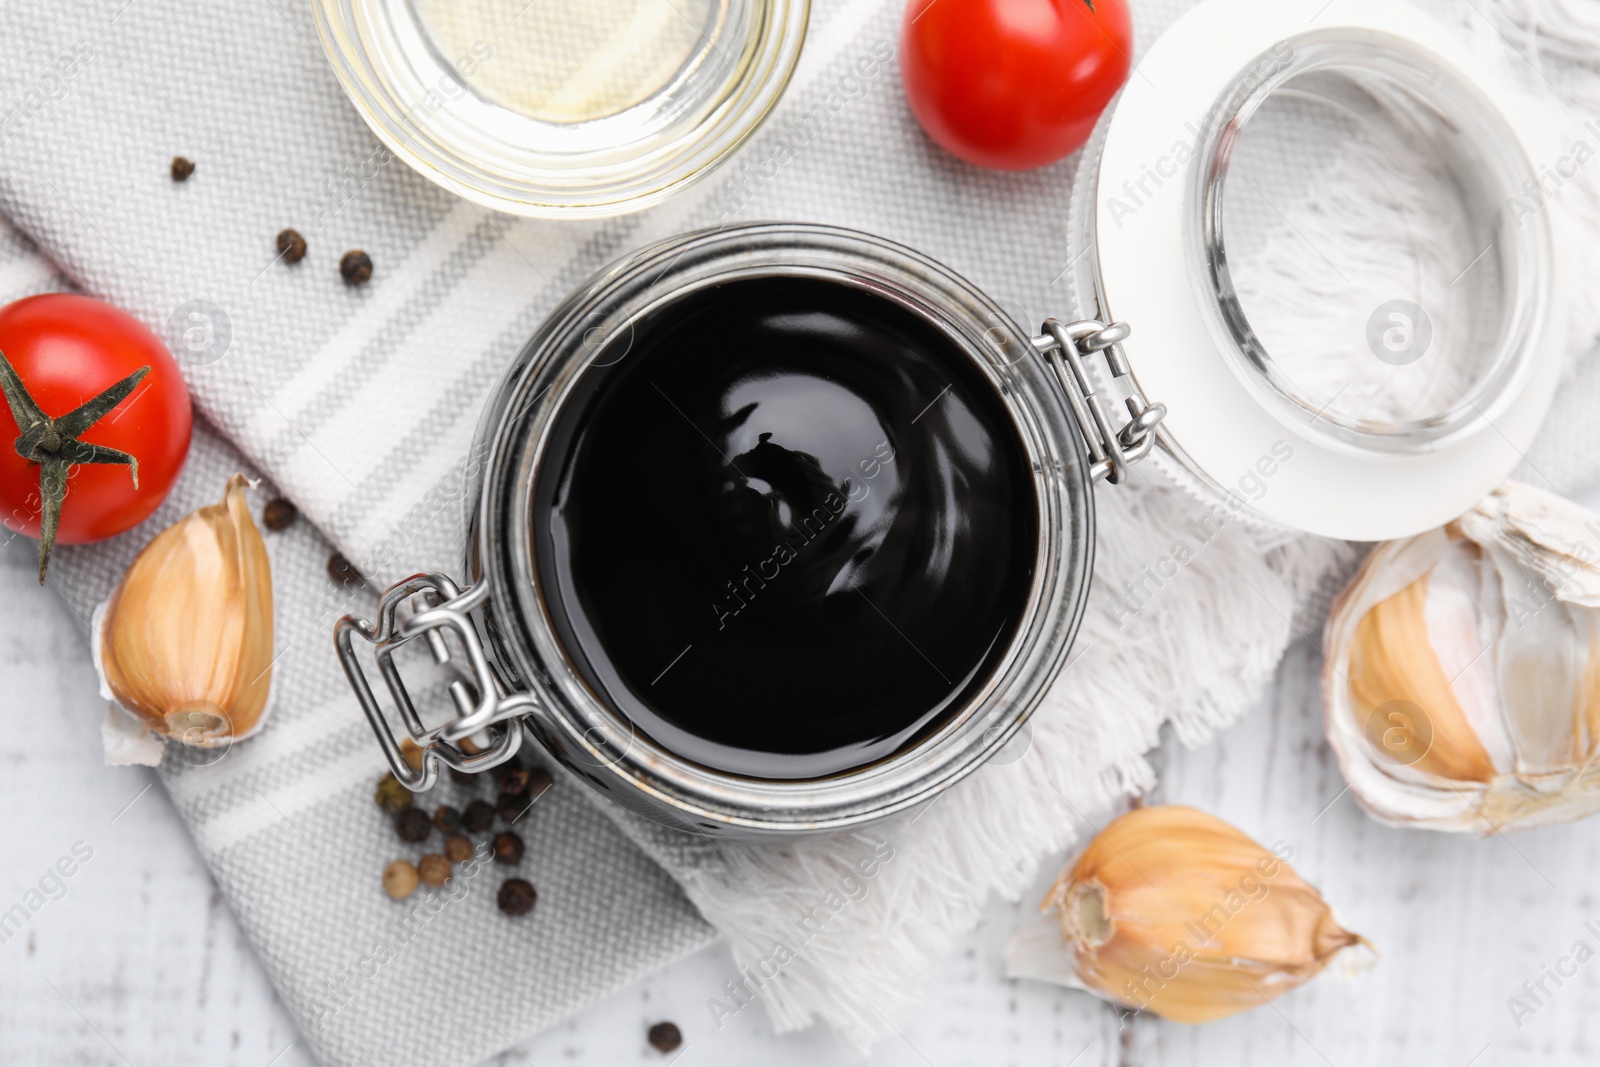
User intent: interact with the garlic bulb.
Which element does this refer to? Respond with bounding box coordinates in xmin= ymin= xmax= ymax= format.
xmin=1325 ymin=480 xmax=1600 ymax=833
xmin=94 ymin=474 xmax=275 ymax=750
xmin=1005 ymin=805 xmax=1367 ymax=1023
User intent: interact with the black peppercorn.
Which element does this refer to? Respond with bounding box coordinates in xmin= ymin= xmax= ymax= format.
xmin=434 ymin=805 xmax=461 ymax=834
xmin=276 ymin=228 xmax=308 ymax=264
xmin=527 ymin=766 xmax=553 ymax=799
xmin=497 ymin=878 xmax=536 ymax=917
xmin=491 ymin=831 xmax=524 ymax=866
xmin=170 ymin=156 xmax=195 ymax=181
xmin=418 ymin=853 xmax=451 ymax=888
xmin=496 ymin=792 xmax=529 ymax=826
xmin=444 ymin=835 xmax=474 ymax=864
xmin=395 ymin=807 xmax=432 ymax=843
xmin=448 ymin=767 xmax=477 ymax=786
xmin=498 ymin=767 xmax=530 ymax=797
xmin=328 ymin=552 xmax=362 ymax=587
xmin=462 ymin=798 xmax=495 ymax=834
xmin=374 ymin=774 xmax=413 ymax=814
xmin=340 ymin=250 xmax=373 ymax=286
xmin=647 ymin=1022 xmax=683 ymax=1053
xmin=262 ymin=498 xmax=298 ymax=531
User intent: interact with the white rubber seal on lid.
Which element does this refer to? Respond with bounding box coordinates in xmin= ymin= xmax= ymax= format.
xmin=1093 ymin=0 xmax=1567 ymax=541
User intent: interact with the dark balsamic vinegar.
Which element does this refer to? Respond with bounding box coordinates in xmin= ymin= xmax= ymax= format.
xmin=533 ymin=276 xmax=1038 ymax=779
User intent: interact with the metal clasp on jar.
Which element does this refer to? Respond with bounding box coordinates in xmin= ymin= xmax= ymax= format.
xmin=335 ymin=574 xmax=531 ymax=789
xmin=1035 ymin=318 xmax=1166 ymax=485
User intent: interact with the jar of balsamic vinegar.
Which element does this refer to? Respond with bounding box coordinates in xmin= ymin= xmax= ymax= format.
xmin=337 ymin=0 xmax=1567 ymax=836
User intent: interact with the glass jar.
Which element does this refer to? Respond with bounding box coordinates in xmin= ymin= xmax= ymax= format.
xmin=336 ymin=0 xmax=1567 ymax=836
xmin=312 ymin=0 xmax=810 ymax=218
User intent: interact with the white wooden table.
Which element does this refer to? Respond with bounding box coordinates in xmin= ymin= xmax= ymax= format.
xmin=6 ymin=487 xmax=1600 ymax=1067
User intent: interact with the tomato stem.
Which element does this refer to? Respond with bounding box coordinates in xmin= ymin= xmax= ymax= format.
xmin=0 ymin=350 xmax=149 ymax=583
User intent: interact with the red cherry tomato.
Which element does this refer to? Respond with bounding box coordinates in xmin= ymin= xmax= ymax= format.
xmin=0 ymin=294 xmax=192 ymax=567
xmin=901 ymin=0 xmax=1133 ymax=170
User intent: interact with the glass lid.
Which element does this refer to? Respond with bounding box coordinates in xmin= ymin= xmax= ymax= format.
xmin=1200 ymin=38 xmax=1537 ymax=453
xmin=1076 ymin=0 xmax=1567 ymax=541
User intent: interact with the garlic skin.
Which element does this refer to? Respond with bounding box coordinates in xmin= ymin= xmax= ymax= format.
xmin=1005 ymin=806 xmax=1366 ymax=1023
xmin=1325 ymin=480 xmax=1600 ymax=834
xmin=94 ymin=474 xmax=275 ymax=749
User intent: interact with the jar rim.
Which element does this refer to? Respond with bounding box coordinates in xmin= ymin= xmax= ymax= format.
xmin=470 ymin=224 xmax=1096 ymax=833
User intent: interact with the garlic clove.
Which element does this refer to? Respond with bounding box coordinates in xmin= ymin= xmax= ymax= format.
xmin=1006 ymin=806 xmax=1368 ymax=1024
xmin=95 ymin=474 xmax=275 ymax=749
xmin=1326 ymin=480 xmax=1600 ymax=833
xmin=1498 ymin=583 xmax=1584 ymax=777
xmin=1347 ymin=574 xmax=1495 ymax=784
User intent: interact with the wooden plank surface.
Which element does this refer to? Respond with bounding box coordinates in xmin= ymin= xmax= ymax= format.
xmin=5 ymin=497 xmax=1600 ymax=1067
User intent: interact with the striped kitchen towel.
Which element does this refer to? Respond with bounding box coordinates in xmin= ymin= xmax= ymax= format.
xmin=2 ymin=0 xmax=1599 ymax=1060
xmin=0 ymin=217 xmax=716 ymax=1067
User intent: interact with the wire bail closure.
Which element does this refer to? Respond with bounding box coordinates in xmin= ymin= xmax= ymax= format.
xmin=1036 ymin=318 xmax=1167 ymax=485
xmin=335 ymin=574 xmax=532 ymax=789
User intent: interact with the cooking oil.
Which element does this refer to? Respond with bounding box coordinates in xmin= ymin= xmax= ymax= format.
xmin=411 ymin=0 xmax=750 ymax=129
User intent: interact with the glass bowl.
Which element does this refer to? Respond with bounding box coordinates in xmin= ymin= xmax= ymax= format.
xmin=312 ymin=0 xmax=810 ymax=218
